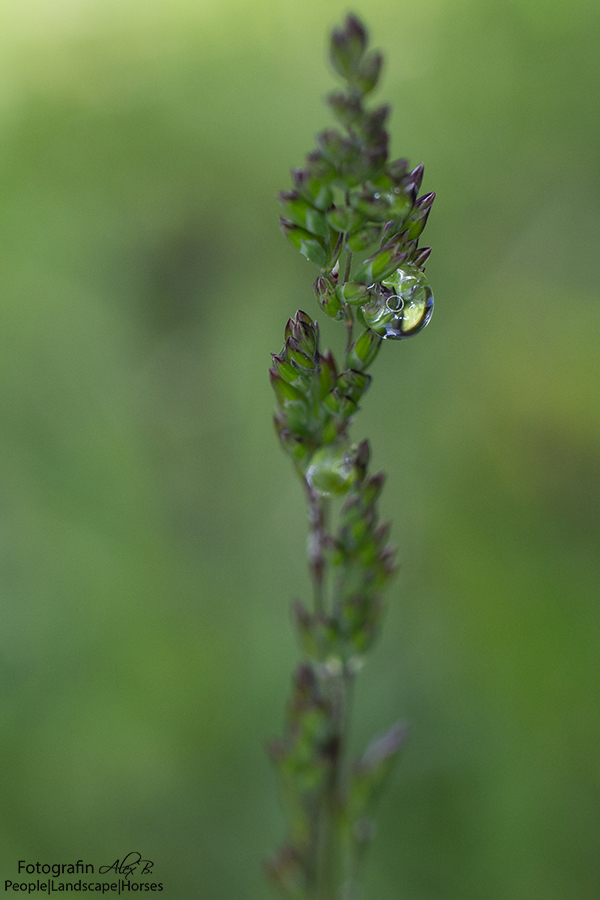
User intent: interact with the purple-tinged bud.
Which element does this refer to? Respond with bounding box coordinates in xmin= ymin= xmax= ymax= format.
xmin=290 ymin=167 xmax=308 ymax=191
xmin=359 ymin=105 xmax=390 ymax=142
xmin=356 ymin=50 xmax=383 ymax=95
xmin=294 ymin=309 xmax=314 ymax=328
xmin=362 ymin=472 xmax=385 ymax=507
xmin=412 ymin=246 xmax=432 ymax=269
xmin=306 ymin=150 xmax=336 ymax=183
xmin=330 ymin=15 xmax=368 ymax=79
xmin=374 ymin=522 xmax=391 ymax=550
xmin=327 ymin=91 xmax=363 ymax=128
xmin=413 ymin=190 xmax=436 ymax=212
xmin=290 ymin=310 xmax=319 ymax=356
xmin=321 ymin=349 xmax=338 ymax=382
xmin=284 ymin=317 xmax=295 ymax=342
xmin=291 ymin=663 xmax=322 ymax=712
xmin=354 ymin=439 xmax=371 ymax=481
xmin=379 ymin=545 xmax=397 ymax=576
xmin=407 ymin=163 xmax=424 ymax=192
xmin=360 ymin=142 xmax=388 ymax=178
xmin=405 ymin=191 xmax=435 ymax=240
xmin=317 ymin=128 xmax=352 ymax=166
xmin=345 ymin=14 xmax=368 ymax=54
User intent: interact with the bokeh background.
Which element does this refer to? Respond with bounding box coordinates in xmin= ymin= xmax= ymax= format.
xmin=1 ymin=0 xmax=599 ymax=896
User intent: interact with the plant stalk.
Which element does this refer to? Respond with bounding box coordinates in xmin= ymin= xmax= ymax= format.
xmin=305 ymin=482 xmax=329 ymax=619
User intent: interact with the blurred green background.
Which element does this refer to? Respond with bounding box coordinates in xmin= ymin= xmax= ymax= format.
xmin=0 ymin=0 xmax=599 ymax=896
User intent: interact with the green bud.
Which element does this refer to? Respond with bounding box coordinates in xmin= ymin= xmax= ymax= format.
xmin=321 ymin=419 xmax=339 ymax=445
xmin=326 ymin=91 xmax=363 ymax=128
xmin=269 ymin=369 xmax=305 ymax=408
xmin=285 ymin=309 xmax=319 ymax=357
xmin=278 ymin=190 xmax=330 ymax=238
xmin=347 ymin=224 xmax=381 ymax=252
xmin=361 ymin=472 xmax=385 ymax=508
xmin=275 ymin=423 xmax=312 ymax=463
xmin=354 ymin=439 xmax=371 ymax=482
xmin=271 ymin=353 xmax=298 ymax=384
xmin=323 ymin=390 xmax=341 ymax=415
xmin=329 ymin=14 xmax=368 ymax=80
xmin=356 ymin=50 xmax=383 ymax=95
xmin=291 ymin=663 xmax=323 ymax=713
xmin=385 ymin=188 xmax=412 ymax=221
xmin=358 ymin=105 xmax=390 ymax=143
xmin=280 ymin=218 xmax=328 ymax=268
xmin=345 ymin=329 xmax=382 ymax=370
xmin=314 ymin=276 xmax=343 ymax=320
xmin=317 ymin=129 xmax=354 ymax=167
xmin=350 ymin=191 xmax=390 ymax=222
xmin=326 ymin=206 xmax=363 ymax=234
xmin=335 ymin=282 xmax=372 ymax=306
xmin=405 ymin=191 xmax=435 ymax=240
xmin=359 ymin=143 xmax=388 ymax=180
xmin=369 ymin=171 xmax=394 ymax=190
xmin=291 ymin=168 xmax=333 ymax=211
xmin=353 ymin=244 xmax=404 ymax=283
xmin=306 ymin=150 xmax=336 ymax=184
xmin=285 ymin=337 xmax=318 ymax=373
xmin=338 ymin=396 xmax=358 ymax=419
xmin=318 ymin=349 xmax=338 ymax=399
xmin=337 ymin=369 xmax=371 ymax=403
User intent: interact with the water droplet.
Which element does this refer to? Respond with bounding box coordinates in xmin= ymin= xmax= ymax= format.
xmin=358 ymin=264 xmax=433 ymax=339
xmin=306 ymin=444 xmax=356 ymax=497
xmin=386 ymin=295 xmax=403 ymax=312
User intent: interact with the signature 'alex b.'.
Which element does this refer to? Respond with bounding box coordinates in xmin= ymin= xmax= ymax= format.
xmin=99 ymin=852 xmax=154 ymax=879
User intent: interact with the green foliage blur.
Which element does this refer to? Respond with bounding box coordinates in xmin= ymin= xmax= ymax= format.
xmin=1 ymin=0 xmax=599 ymax=896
